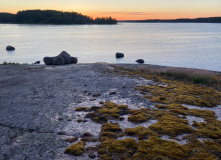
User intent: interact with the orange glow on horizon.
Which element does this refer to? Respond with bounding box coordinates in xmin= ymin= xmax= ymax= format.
xmin=83 ymin=11 xmax=221 ymax=21
xmin=2 ymin=9 xmax=220 ymax=21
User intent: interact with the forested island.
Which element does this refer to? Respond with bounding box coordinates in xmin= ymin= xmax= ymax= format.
xmin=120 ymin=17 xmax=221 ymax=23
xmin=0 ymin=9 xmax=117 ymax=24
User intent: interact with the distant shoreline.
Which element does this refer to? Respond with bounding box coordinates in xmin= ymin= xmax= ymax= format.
xmin=118 ymin=17 xmax=221 ymax=23
xmin=0 ymin=9 xmax=117 ymax=25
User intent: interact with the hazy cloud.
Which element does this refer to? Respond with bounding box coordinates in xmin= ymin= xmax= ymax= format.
xmin=103 ymin=11 xmax=151 ymax=16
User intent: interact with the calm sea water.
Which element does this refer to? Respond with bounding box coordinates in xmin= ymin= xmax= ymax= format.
xmin=0 ymin=23 xmax=221 ymax=71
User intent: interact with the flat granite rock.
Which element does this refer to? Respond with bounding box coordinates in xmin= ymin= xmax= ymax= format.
xmin=0 ymin=63 xmax=154 ymax=160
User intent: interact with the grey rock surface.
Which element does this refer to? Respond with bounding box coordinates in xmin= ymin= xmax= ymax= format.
xmin=0 ymin=63 xmax=154 ymax=160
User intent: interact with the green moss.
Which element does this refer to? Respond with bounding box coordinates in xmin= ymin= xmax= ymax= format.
xmin=101 ymin=123 xmax=122 ymax=133
xmin=100 ymin=132 xmax=118 ymax=139
xmin=84 ymin=101 xmax=129 ymax=123
xmin=189 ymin=153 xmax=218 ymax=160
xmin=98 ymin=138 xmax=137 ymax=160
xmin=65 ymin=137 xmax=78 ymax=143
xmin=134 ymin=136 xmax=190 ymax=160
xmin=125 ymin=126 xmax=156 ymax=140
xmin=103 ymin=101 xmax=118 ymax=108
xmin=75 ymin=107 xmax=86 ymax=111
xmin=64 ymin=141 xmax=85 ymax=156
xmin=184 ymin=139 xmax=221 ymax=159
xmin=196 ymin=126 xmax=221 ymax=139
xmin=187 ymin=109 xmax=216 ymax=122
xmin=204 ymin=140 xmax=221 ymax=157
xmin=128 ymin=108 xmax=157 ymax=123
xmin=137 ymin=80 xmax=221 ymax=107
xmin=81 ymin=137 xmax=97 ymax=142
xmin=163 ymin=104 xmax=189 ymax=115
xmin=149 ymin=114 xmax=194 ymax=137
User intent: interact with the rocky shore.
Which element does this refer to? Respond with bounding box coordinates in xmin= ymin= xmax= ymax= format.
xmin=0 ymin=63 xmax=220 ymax=160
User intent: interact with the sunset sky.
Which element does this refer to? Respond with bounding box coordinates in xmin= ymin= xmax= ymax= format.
xmin=0 ymin=0 xmax=221 ymax=20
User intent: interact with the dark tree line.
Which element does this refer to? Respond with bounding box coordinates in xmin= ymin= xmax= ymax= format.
xmin=120 ymin=17 xmax=221 ymax=23
xmin=0 ymin=10 xmax=117 ymax=24
xmin=0 ymin=13 xmax=16 ymax=23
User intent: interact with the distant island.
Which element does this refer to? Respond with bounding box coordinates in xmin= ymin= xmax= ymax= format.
xmin=0 ymin=9 xmax=117 ymax=24
xmin=120 ymin=17 xmax=221 ymax=23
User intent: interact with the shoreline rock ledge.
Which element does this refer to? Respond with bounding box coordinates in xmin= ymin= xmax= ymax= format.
xmin=43 ymin=51 xmax=78 ymax=65
xmin=6 ymin=45 xmax=15 ymax=51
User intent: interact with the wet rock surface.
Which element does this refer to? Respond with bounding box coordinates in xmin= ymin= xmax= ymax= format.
xmin=0 ymin=63 xmax=153 ymax=160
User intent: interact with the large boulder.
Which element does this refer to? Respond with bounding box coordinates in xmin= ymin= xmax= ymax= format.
xmin=53 ymin=56 xmax=65 ymax=65
xmin=70 ymin=57 xmax=78 ymax=64
xmin=58 ymin=51 xmax=71 ymax=64
xmin=43 ymin=57 xmax=54 ymax=65
xmin=116 ymin=52 xmax=124 ymax=58
xmin=6 ymin=45 xmax=15 ymax=51
xmin=43 ymin=51 xmax=77 ymax=65
xmin=136 ymin=59 xmax=145 ymax=64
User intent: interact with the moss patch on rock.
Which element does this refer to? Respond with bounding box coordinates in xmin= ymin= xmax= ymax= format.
xmin=75 ymin=106 xmax=86 ymax=111
xmin=149 ymin=114 xmax=194 ymax=137
xmin=98 ymin=138 xmax=137 ymax=160
xmin=125 ymin=126 xmax=156 ymax=140
xmin=64 ymin=141 xmax=85 ymax=156
xmin=84 ymin=101 xmax=129 ymax=124
xmin=184 ymin=138 xmax=221 ymax=159
xmin=134 ymin=136 xmax=190 ymax=160
xmin=137 ymin=81 xmax=221 ymax=107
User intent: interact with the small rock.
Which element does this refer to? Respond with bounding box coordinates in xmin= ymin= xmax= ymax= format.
xmin=57 ymin=131 xmax=66 ymax=135
xmin=85 ymin=113 xmax=95 ymax=118
xmin=119 ymin=117 xmax=125 ymax=121
xmin=93 ymin=94 xmax=101 ymax=97
xmin=82 ymin=132 xmax=93 ymax=137
xmin=77 ymin=119 xmax=83 ymax=122
xmin=82 ymin=120 xmax=88 ymax=122
xmin=65 ymin=137 xmax=78 ymax=143
xmin=136 ymin=59 xmax=145 ymax=64
xmin=43 ymin=57 xmax=54 ymax=65
xmin=70 ymin=57 xmax=78 ymax=64
xmin=6 ymin=45 xmax=15 ymax=51
xmin=99 ymin=101 xmax=104 ymax=104
xmin=88 ymin=152 xmax=96 ymax=159
xmin=58 ymin=117 xmax=63 ymax=121
xmin=109 ymin=91 xmax=117 ymax=95
xmin=34 ymin=61 xmax=40 ymax=64
xmin=90 ymin=106 xmax=100 ymax=111
xmin=116 ymin=52 xmax=124 ymax=58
